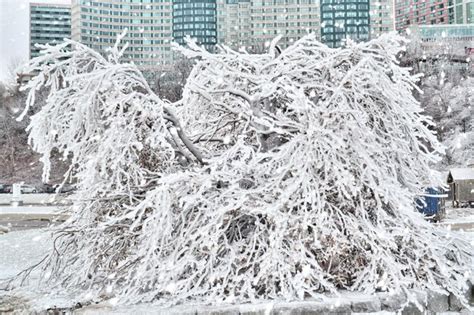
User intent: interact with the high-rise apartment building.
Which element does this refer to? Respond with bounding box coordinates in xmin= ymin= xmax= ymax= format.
xmin=250 ymin=0 xmax=320 ymax=50
xmin=395 ymin=0 xmax=450 ymax=32
xmin=370 ymin=0 xmax=396 ymax=38
xmin=71 ymin=0 xmax=173 ymax=67
xmin=450 ymin=0 xmax=473 ymax=24
xmin=36 ymin=0 xmax=401 ymax=68
xmin=320 ymin=0 xmax=371 ymax=48
xmin=30 ymin=2 xmax=71 ymax=59
xmin=173 ymin=0 xmax=218 ymax=51
xmin=217 ymin=0 xmax=251 ymax=49
xmin=217 ymin=0 xmax=320 ymax=52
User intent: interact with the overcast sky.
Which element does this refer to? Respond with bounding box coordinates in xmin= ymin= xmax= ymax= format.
xmin=0 ymin=0 xmax=70 ymax=81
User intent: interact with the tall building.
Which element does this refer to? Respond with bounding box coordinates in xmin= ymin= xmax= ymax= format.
xmin=250 ymin=0 xmax=320 ymax=50
xmin=395 ymin=0 xmax=450 ymax=32
xmin=370 ymin=0 xmax=396 ymax=38
xmin=30 ymin=2 xmax=71 ymax=59
xmin=71 ymin=0 xmax=173 ymax=67
xmin=217 ymin=0 xmax=320 ymax=51
xmin=217 ymin=0 xmax=251 ymax=49
xmin=320 ymin=0 xmax=371 ymax=48
xmin=173 ymin=0 xmax=218 ymax=51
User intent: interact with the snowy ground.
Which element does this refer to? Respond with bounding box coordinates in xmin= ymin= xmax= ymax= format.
xmin=444 ymin=207 xmax=474 ymax=225
xmin=0 ymin=206 xmax=472 ymax=314
xmin=438 ymin=207 xmax=474 ymax=234
xmin=0 ymin=228 xmax=51 ymax=281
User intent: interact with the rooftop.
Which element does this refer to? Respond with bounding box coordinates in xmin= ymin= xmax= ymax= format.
xmin=448 ymin=168 xmax=474 ymax=181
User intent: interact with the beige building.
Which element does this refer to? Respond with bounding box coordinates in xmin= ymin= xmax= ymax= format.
xmin=71 ymin=0 xmax=173 ymax=68
xmin=217 ymin=0 xmax=251 ymax=49
xmin=217 ymin=0 xmax=320 ymax=52
xmin=69 ymin=0 xmax=400 ymax=65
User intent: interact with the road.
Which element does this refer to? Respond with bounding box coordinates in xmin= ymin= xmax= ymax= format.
xmin=0 ymin=204 xmax=69 ymax=232
xmin=0 ymin=212 xmax=68 ymax=231
xmin=0 ymin=193 xmax=70 ymax=232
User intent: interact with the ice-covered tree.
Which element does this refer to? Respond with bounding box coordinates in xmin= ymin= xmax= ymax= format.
xmin=421 ymin=76 xmax=474 ymax=167
xmin=10 ymin=33 xmax=473 ymax=307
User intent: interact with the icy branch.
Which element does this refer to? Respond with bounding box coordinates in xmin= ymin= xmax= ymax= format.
xmin=10 ymin=33 xmax=472 ymax=308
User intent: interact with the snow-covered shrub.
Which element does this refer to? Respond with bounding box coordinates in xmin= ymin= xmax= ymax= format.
xmin=12 ymin=33 xmax=473 ymax=307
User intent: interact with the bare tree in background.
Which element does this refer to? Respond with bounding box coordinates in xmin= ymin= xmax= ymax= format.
xmin=0 ymin=81 xmax=28 ymax=177
xmin=0 ymin=60 xmax=62 ymax=184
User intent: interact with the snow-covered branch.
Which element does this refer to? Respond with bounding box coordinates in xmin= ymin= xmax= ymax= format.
xmin=19 ymin=39 xmax=204 ymax=192
xmin=9 ymin=33 xmax=472 ymax=308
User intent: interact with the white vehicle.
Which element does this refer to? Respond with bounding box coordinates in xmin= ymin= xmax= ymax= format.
xmin=20 ymin=185 xmax=37 ymax=194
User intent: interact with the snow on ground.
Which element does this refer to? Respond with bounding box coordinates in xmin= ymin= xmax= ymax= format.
xmin=444 ymin=207 xmax=474 ymax=224
xmin=73 ymin=292 xmax=398 ymax=315
xmin=0 ymin=228 xmax=51 ymax=281
xmin=0 ymin=205 xmax=61 ymax=215
xmin=0 ymin=228 xmax=77 ymax=313
xmin=438 ymin=207 xmax=474 ymax=238
xmin=0 ymin=229 xmax=406 ymax=314
xmin=0 ymin=207 xmax=472 ymax=314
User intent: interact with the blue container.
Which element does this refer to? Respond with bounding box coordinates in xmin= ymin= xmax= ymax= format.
xmin=415 ymin=187 xmax=446 ymax=221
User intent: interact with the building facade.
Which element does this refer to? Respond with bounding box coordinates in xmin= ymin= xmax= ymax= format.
xmin=217 ymin=0 xmax=251 ymax=49
xmin=370 ymin=0 xmax=396 ymax=38
xmin=395 ymin=0 xmax=450 ymax=32
xmin=217 ymin=0 xmax=320 ymax=52
xmin=32 ymin=0 xmax=404 ymax=67
xmin=249 ymin=0 xmax=320 ymax=51
xmin=320 ymin=0 xmax=371 ymax=48
xmin=30 ymin=2 xmax=71 ymax=59
xmin=173 ymin=0 xmax=218 ymax=51
xmin=410 ymin=24 xmax=474 ymax=56
xmin=450 ymin=0 xmax=473 ymax=24
xmin=71 ymin=0 xmax=173 ymax=67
